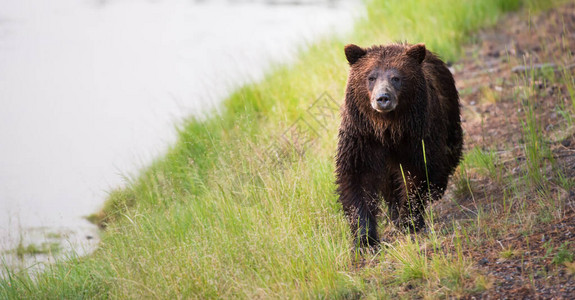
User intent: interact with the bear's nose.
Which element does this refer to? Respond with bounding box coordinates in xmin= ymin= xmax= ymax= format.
xmin=376 ymin=93 xmax=391 ymax=103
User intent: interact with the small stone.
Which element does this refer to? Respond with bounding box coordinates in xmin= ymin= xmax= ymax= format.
xmin=488 ymin=51 xmax=500 ymax=58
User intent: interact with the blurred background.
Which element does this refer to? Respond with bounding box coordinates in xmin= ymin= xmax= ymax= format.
xmin=0 ymin=0 xmax=360 ymax=267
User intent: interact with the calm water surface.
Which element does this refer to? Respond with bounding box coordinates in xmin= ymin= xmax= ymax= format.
xmin=0 ymin=0 xmax=360 ymax=270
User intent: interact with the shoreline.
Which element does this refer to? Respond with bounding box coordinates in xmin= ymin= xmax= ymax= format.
xmin=0 ymin=0 xmax=360 ymax=277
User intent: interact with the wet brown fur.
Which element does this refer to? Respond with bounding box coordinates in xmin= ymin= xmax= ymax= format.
xmin=335 ymin=43 xmax=463 ymax=247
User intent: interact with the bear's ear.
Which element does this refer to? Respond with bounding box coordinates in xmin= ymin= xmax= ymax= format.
xmin=405 ymin=43 xmax=426 ymax=64
xmin=344 ymin=44 xmax=367 ymax=65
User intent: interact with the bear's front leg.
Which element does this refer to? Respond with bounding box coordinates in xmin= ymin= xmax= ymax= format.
xmin=396 ymin=163 xmax=451 ymax=232
xmin=335 ymin=132 xmax=387 ymax=248
xmin=394 ymin=170 xmax=427 ymax=233
xmin=336 ymin=172 xmax=381 ymax=248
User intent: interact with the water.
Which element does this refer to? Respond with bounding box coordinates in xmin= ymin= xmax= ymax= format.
xmin=0 ymin=0 xmax=360 ymax=270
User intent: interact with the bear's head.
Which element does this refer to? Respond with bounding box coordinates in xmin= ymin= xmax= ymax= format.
xmin=344 ymin=43 xmax=426 ymax=117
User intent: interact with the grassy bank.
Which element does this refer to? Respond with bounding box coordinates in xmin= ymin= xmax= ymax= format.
xmin=2 ymin=0 xmax=572 ymax=298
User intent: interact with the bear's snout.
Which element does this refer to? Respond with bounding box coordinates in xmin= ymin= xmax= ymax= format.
xmin=372 ymin=91 xmax=397 ymax=112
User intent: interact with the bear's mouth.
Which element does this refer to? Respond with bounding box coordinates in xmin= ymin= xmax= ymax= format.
xmin=372 ymin=97 xmax=397 ymax=113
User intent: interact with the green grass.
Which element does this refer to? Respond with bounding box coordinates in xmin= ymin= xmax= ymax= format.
xmin=464 ymin=147 xmax=502 ymax=179
xmin=552 ymin=242 xmax=574 ymax=265
xmin=1 ymin=0 xmax=568 ymax=298
xmin=3 ymin=241 xmax=61 ymax=260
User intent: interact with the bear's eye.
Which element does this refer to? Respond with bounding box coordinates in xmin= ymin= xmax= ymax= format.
xmin=368 ymin=76 xmax=376 ymax=82
xmin=391 ymin=76 xmax=400 ymax=83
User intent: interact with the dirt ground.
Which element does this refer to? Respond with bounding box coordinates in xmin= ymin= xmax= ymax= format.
xmin=437 ymin=2 xmax=575 ymax=298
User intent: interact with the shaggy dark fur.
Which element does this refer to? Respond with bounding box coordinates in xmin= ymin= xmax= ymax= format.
xmin=335 ymin=43 xmax=463 ymax=247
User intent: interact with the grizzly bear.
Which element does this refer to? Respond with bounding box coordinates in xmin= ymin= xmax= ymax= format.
xmin=335 ymin=43 xmax=463 ymax=247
